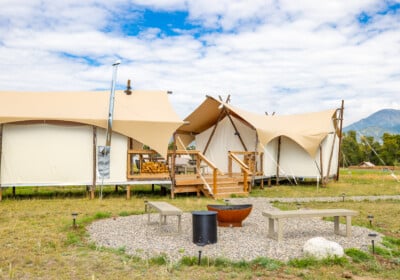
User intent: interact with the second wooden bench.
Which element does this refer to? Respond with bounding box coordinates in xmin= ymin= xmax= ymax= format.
xmin=262 ymin=208 xmax=358 ymax=242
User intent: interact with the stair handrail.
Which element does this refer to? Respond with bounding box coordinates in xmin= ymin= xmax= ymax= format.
xmin=196 ymin=151 xmax=224 ymax=195
xmin=228 ymin=151 xmax=252 ymax=192
xmin=171 ymin=150 xmax=222 ymax=196
xmin=199 ymin=175 xmax=213 ymax=197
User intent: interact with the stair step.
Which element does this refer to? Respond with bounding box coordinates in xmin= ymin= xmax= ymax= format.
xmin=174 ymin=173 xmax=248 ymax=199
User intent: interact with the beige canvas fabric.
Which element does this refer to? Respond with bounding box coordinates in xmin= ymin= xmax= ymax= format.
xmin=177 ymin=96 xmax=338 ymax=158
xmin=0 ymin=90 xmax=183 ymax=158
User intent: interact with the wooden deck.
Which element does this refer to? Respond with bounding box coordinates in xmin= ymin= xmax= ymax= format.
xmin=126 ymin=149 xmax=257 ymax=199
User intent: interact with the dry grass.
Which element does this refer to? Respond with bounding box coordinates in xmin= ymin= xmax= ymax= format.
xmin=0 ymin=170 xmax=399 ymax=279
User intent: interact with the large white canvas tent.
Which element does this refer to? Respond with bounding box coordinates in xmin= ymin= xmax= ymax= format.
xmin=177 ymin=96 xmax=343 ymax=184
xmin=0 ymin=90 xmax=183 ymax=188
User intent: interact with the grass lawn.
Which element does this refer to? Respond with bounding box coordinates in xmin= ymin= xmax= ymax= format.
xmin=0 ymin=168 xmax=399 ymax=279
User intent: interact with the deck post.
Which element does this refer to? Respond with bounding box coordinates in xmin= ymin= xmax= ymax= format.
xmin=213 ymin=169 xmax=217 ymax=195
xmin=126 ymin=185 xmax=131 ymax=199
xmin=243 ymin=171 xmax=248 ymax=192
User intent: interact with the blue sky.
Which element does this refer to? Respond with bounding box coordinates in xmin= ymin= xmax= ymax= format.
xmin=1 ymin=0 xmax=400 ymax=125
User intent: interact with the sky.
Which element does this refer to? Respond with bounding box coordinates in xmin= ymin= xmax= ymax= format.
xmin=1 ymin=0 xmax=400 ymax=126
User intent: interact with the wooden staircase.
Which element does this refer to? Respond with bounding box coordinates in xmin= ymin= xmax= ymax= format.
xmin=174 ymin=174 xmax=249 ymax=199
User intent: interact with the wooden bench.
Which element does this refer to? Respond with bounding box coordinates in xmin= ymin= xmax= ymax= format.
xmin=262 ymin=209 xmax=358 ymax=242
xmin=145 ymin=201 xmax=183 ymax=233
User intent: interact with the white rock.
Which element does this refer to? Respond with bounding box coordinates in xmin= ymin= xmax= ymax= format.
xmin=303 ymin=237 xmax=344 ymax=259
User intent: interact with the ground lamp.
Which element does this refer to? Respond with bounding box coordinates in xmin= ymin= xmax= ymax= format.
xmin=224 ymin=199 xmax=230 ymax=205
xmin=341 ymin=193 xmax=346 ymax=202
xmin=72 ymin=212 xmax=78 ymax=228
xmin=367 ymin=215 xmax=374 ymax=227
xmin=368 ymin=233 xmax=378 ymax=254
xmin=296 ymin=202 xmax=301 ymax=209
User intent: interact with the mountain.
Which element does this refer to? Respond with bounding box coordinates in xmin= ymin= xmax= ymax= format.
xmin=343 ymin=109 xmax=400 ymax=140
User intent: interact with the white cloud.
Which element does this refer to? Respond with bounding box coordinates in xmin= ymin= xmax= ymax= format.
xmin=0 ymin=0 xmax=399 ymax=126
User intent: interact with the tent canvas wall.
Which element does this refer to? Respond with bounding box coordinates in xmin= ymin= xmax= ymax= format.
xmin=1 ymin=123 xmax=128 ymax=186
xmin=264 ymin=133 xmax=340 ymax=180
xmin=177 ymin=96 xmax=343 ymax=183
xmin=0 ymin=90 xmax=183 ymax=187
xmin=195 ymin=115 xmax=258 ymax=173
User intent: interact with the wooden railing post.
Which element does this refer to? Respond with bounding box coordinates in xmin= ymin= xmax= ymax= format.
xmin=243 ymin=170 xmax=248 ymax=192
xmin=213 ymin=168 xmax=217 ymax=195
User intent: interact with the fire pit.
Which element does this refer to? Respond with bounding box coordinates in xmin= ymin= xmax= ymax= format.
xmin=206 ymin=204 xmax=252 ymax=227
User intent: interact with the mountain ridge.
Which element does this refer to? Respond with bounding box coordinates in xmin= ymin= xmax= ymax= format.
xmin=343 ymin=109 xmax=400 ymax=140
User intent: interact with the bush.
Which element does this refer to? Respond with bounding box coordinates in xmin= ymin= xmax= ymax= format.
xmin=149 ymin=254 xmax=168 ymax=265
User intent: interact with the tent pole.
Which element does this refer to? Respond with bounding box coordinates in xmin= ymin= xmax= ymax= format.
xmin=171 ymin=132 xmax=177 ymax=199
xmin=251 ymin=133 xmax=259 ymax=189
xmin=226 ymin=112 xmax=248 ymax=151
xmin=0 ymin=124 xmax=3 ymax=201
xmin=319 ymin=144 xmax=325 ymax=187
xmin=91 ymin=126 xmax=97 ymax=199
xmin=326 ymin=129 xmax=338 ymax=185
xmin=276 ymin=137 xmax=281 ymax=186
xmin=336 ymin=100 xmax=345 ymax=181
xmin=203 ymin=108 xmax=225 ymax=155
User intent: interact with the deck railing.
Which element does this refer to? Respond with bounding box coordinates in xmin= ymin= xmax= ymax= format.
xmin=228 ymin=151 xmax=264 ymax=191
xmin=126 ymin=149 xmax=256 ymax=195
xmin=171 ymin=150 xmax=222 ymax=196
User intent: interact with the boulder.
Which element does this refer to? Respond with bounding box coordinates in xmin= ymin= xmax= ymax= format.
xmin=303 ymin=237 xmax=344 ymax=259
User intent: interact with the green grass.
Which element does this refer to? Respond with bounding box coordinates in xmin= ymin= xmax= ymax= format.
xmin=252 ymin=168 xmax=400 ymax=198
xmin=0 ymin=169 xmax=400 ymax=279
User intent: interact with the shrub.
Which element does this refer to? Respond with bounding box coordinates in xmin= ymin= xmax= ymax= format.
xmin=149 ymin=254 xmax=168 ymax=265
xmin=179 ymin=256 xmax=198 ymax=266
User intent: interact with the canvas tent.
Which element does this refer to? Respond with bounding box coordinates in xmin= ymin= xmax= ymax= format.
xmin=0 ymin=90 xmax=183 ymax=188
xmin=176 ymin=96 xmax=343 ymax=183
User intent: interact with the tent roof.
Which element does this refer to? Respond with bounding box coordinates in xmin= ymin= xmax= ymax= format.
xmin=177 ymin=96 xmax=254 ymax=134
xmin=0 ymin=90 xmax=183 ymax=158
xmin=177 ymin=96 xmax=339 ymax=157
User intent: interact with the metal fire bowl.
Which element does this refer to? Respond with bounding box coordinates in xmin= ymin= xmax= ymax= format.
xmin=206 ymin=204 xmax=253 ymax=227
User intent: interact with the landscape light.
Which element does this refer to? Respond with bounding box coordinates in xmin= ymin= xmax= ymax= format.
xmin=198 ymin=250 xmax=202 ymax=265
xmin=367 ymin=215 xmax=374 ymax=227
xmin=341 ymin=193 xmax=346 ymax=202
xmin=224 ymin=199 xmax=230 ymax=205
xmin=72 ymin=212 xmax=78 ymax=228
xmin=296 ymin=202 xmax=301 ymax=209
xmin=368 ymin=233 xmax=378 ymax=254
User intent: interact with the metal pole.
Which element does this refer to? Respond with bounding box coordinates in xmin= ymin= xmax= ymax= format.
xmin=105 ymin=60 xmax=121 ymax=147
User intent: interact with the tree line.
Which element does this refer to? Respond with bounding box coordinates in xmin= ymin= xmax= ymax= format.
xmin=341 ymin=131 xmax=400 ymax=167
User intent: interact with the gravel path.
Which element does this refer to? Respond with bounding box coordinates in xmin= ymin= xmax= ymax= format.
xmin=87 ymin=197 xmax=384 ymax=262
